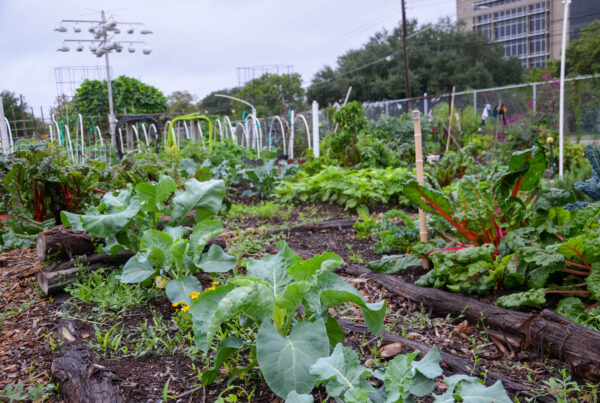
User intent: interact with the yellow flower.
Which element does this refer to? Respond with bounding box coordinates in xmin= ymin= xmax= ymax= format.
xmin=172 ymin=301 xmax=184 ymax=308
xmin=211 ymin=281 xmax=220 ymax=286
xmin=208 ymin=285 xmax=216 ymax=291
xmin=181 ymin=305 xmax=190 ymax=312
xmin=188 ymin=291 xmax=201 ymax=300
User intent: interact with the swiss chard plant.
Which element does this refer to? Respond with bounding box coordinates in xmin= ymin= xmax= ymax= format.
xmin=61 ymin=177 xmax=235 ymax=304
xmin=186 ymin=241 xmax=386 ymax=398
xmin=387 ymin=141 xmax=600 ymax=327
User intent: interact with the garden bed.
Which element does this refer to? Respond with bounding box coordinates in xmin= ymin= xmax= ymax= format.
xmin=2 ymin=209 xmax=596 ymax=402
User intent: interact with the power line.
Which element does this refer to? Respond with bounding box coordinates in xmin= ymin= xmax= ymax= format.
xmin=288 ymin=6 xmax=403 ymax=65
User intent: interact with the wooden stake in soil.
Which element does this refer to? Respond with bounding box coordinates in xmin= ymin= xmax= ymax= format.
xmin=412 ymin=110 xmax=429 ymax=269
xmin=445 ymin=86 xmax=456 ymax=152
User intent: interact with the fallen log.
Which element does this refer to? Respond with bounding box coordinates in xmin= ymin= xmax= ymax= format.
xmin=529 ymin=309 xmax=600 ymax=382
xmin=338 ymin=319 xmax=552 ymax=402
xmin=342 ymin=263 xmax=533 ymax=340
xmin=36 ymin=251 xmax=133 ymax=295
xmin=52 ymin=319 xmax=123 ymax=402
xmin=342 ymin=263 xmax=600 ymax=382
xmin=36 ymin=226 xmax=95 ymax=262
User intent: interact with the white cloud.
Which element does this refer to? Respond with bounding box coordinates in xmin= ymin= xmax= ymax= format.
xmin=0 ymin=0 xmax=455 ymax=117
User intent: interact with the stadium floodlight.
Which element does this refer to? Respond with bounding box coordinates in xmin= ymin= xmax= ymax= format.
xmin=54 ymin=10 xmax=153 ymax=145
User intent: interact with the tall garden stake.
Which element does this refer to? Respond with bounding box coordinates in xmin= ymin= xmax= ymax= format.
xmin=413 ymin=110 xmax=429 ymax=269
xmin=445 ymin=86 xmax=456 ymax=152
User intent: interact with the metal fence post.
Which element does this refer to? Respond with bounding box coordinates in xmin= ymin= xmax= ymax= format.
xmin=473 ymin=90 xmax=477 ymax=118
xmin=424 ymin=93 xmax=428 ymax=117
xmin=532 ymin=83 xmax=537 ymax=117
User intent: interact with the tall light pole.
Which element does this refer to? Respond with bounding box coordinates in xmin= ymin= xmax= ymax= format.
xmin=558 ymin=0 xmax=571 ymax=179
xmin=54 ymin=10 xmax=153 ymax=146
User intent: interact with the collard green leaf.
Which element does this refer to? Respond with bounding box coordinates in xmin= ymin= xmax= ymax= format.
xmin=367 ymin=254 xmax=422 ymax=274
xmin=309 ymin=343 xmax=374 ymax=398
xmin=117 ymin=256 xmax=156 ymax=283
xmin=60 ymin=210 xmax=86 ymax=232
xmin=412 ymin=346 xmax=443 ymax=379
xmin=140 ymin=229 xmax=173 ymax=267
xmin=190 ymin=220 xmax=224 ymax=259
xmin=81 ymin=200 xmax=141 ymax=239
xmin=276 ymin=280 xmax=312 ymax=319
xmin=497 ymin=289 xmax=547 ymax=308
xmin=257 ymin=319 xmax=330 ymax=398
xmin=304 ymin=271 xmax=385 ymax=334
xmin=383 ymin=351 xmax=418 ymax=402
xmin=205 ymin=283 xmax=275 ymax=352
xmin=179 ymin=158 xmax=198 ymax=177
xmin=135 ymin=176 xmax=176 ymax=212
xmin=289 ymin=252 xmax=343 ymax=282
xmin=165 ymin=276 xmax=202 ymax=305
xmin=247 ymin=241 xmax=301 ymax=296
xmin=285 ymin=391 xmax=314 ymax=403
xmin=433 ymin=376 xmax=511 ymax=403
xmin=163 ymin=225 xmax=190 ymax=242
xmin=195 ymin=244 xmax=236 ymax=273
xmin=189 ymin=284 xmax=236 ymax=352
xmin=170 ymin=179 xmax=225 ymax=224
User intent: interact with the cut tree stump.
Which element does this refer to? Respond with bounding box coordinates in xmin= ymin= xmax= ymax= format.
xmin=36 ymin=252 xmax=133 ymax=295
xmin=338 ymin=319 xmax=553 ymax=402
xmin=342 ymin=263 xmax=600 ymax=382
xmin=36 ymin=226 xmax=96 ymax=262
xmin=52 ymin=319 xmax=123 ymax=402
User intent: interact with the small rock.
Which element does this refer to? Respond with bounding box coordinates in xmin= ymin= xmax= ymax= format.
xmin=380 ymin=342 xmax=403 ymax=358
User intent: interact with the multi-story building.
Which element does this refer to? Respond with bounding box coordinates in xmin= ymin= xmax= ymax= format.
xmin=457 ymin=0 xmax=599 ymax=68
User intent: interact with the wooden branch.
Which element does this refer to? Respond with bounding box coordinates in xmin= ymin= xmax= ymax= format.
xmin=36 ymin=252 xmax=133 ymax=295
xmin=36 ymin=226 xmax=95 ymax=262
xmin=337 ymin=319 xmax=552 ymax=402
xmin=52 ymin=319 xmax=123 ymax=402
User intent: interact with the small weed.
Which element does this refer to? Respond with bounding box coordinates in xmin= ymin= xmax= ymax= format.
xmin=227 ymin=201 xmax=291 ymax=221
xmin=527 ymin=368 xmax=598 ymax=403
xmin=90 ymin=323 xmax=126 ymax=358
xmin=43 ymin=331 xmax=64 ymax=352
xmin=0 ymin=366 xmax=56 ymax=402
xmin=346 ymin=244 xmax=364 ymax=264
xmin=66 ymin=268 xmax=161 ymax=314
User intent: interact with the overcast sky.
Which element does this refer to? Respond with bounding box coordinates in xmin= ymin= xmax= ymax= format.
xmin=0 ymin=0 xmax=455 ymax=116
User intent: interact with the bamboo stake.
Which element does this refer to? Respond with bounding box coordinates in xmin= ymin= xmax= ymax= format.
xmin=445 ymin=86 xmax=456 ymax=152
xmin=413 ymin=110 xmax=429 ymax=269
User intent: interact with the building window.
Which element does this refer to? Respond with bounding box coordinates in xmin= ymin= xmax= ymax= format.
xmin=474 ymin=0 xmax=523 ymax=12
xmin=503 ymin=38 xmax=527 ymax=58
xmin=494 ymin=15 xmax=526 ymax=40
xmin=528 ymin=55 xmax=546 ymax=67
xmin=529 ymin=12 xmax=546 ymax=33
xmin=529 ymin=34 xmax=546 ymax=55
xmin=478 ymin=23 xmax=492 ymax=39
xmin=529 ymin=2 xmax=546 ymax=13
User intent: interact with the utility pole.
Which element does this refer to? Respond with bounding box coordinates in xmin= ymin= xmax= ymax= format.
xmin=54 ymin=11 xmax=153 ymax=147
xmin=401 ymin=0 xmax=411 ymax=110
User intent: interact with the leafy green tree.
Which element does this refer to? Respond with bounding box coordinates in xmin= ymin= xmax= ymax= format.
xmin=72 ymin=75 xmax=168 ymax=116
xmin=167 ymin=90 xmax=198 ymax=114
xmin=566 ymin=19 xmax=600 ymax=76
xmin=1 ymin=90 xmax=29 ymax=118
xmin=308 ymin=18 xmax=523 ymax=105
xmin=198 ymin=73 xmax=305 ymax=119
xmin=198 ymin=87 xmax=240 ymax=116
xmin=238 ymin=73 xmax=305 ymax=118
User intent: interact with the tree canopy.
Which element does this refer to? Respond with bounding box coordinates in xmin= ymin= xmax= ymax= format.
xmin=198 ymin=73 xmax=305 ymax=119
xmin=167 ymin=90 xmax=197 ymax=114
xmin=565 ymin=19 xmax=600 ymax=76
xmin=72 ymin=75 xmax=168 ymax=116
xmin=1 ymin=90 xmax=29 ymax=118
xmin=307 ymin=18 xmax=523 ymax=105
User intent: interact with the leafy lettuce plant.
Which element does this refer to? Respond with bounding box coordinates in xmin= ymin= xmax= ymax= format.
xmin=187 ymin=241 xmax=386 ymax=398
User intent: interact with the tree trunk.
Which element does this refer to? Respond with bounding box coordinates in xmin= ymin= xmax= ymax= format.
xmin=337 ymin=319 xmax=552 ymax=402
xmin=36 ymin=226 xmax=96 ymax=262
xmin=36 ymin=252 xmax=133 ymax=295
